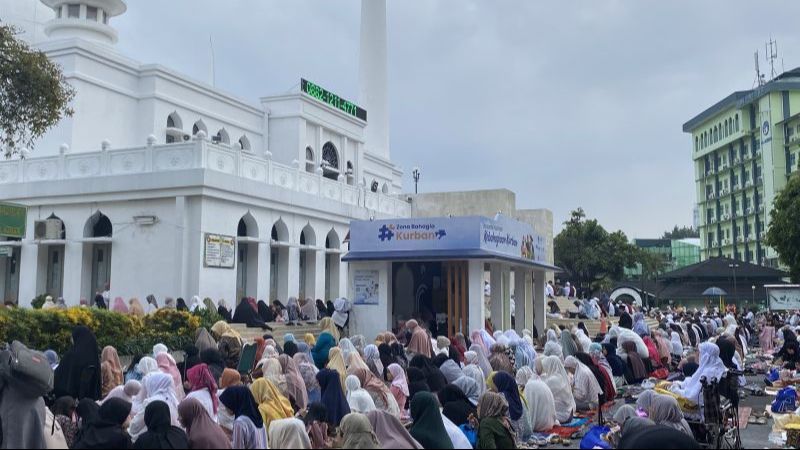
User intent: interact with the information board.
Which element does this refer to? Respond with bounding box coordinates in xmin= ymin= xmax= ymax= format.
xmin=204 ymin=233 xmax=236 ymax=269
xmin=0 ymin=202 xmax=26 ymax=239
xmin=353 ymin=270 xmax=380 ymax=305
xmin=301 ymin=78 xmax=367 ymax=121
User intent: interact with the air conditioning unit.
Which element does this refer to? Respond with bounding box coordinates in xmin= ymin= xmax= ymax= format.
xmin=737 ymin=236 xmax=745 ymax=243
xmin=710 ymin=217 xmax=717 ymax=224
xmin=723 ymin=239 xmax=731 ymax=245
xmin=707 ymin=192 xmax=716 ymax=200
xmin=733 ymin=157 xmax=740 ymax=164
xmin=732 ymin=184 xmax=740 ymax=191
xmin=34 ymin=219 xmax=63 ymax=240
xmin=758 ymin=204 xmax=765 ymax=212
xmin=721 ymin=213 xmax=730 ymax=221
xmin=720 ymin=189 xmax=729 ymax=196
xmin=746 ymin=207 xmax=754 ymax=215
xmin=760 ymin=231 xmax=767 ymax=239
xmin=756 ymin=176 xmax=763 ymax=184
xmin=744 ymin=153 xmax=751 ymax=160
xmin=745 ymin=236 xmax=751 ymax=242
xmin=745 ymin=180 xmax=753 ymax=188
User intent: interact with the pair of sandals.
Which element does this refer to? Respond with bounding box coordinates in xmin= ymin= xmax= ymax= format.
xmin=748 ymin=412 xmax=769 ymax=425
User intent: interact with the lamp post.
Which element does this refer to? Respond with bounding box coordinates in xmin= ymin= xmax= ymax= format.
xmin=412 ymin=167 xmax=421 ymax=194
xmin=752 ymin=285 xmax=756 ymax=309
xmin=729 ymin=262 xmax=739 ymax=309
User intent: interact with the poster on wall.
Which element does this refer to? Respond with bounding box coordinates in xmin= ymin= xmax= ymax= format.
xmin=354 ymin=270 xmax=380 ymax=305
xmin=204 ymin=233 xmax=236 ymax=269
xmin=768 ymin=287 xmax=800 ymax=310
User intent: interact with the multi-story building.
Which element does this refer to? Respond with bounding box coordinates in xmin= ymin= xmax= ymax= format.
xmin=624 ymin=238 xmax=701 ymax=279
xmin=684 ymin=68 xmax=800 ymax=267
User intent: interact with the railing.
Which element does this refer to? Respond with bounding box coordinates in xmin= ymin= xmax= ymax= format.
xmin=0 ymin=137 xmax=412 ymax=217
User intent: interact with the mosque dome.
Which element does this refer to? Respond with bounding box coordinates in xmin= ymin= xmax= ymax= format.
xmin=40 ymin=0 xmax=126 ymax=45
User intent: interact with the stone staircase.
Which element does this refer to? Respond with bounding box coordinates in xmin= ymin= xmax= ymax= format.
xmin=229 ymin=322 xmax=323 ymax=346
xmin=547 ymin=296 xmax=659 ymax=337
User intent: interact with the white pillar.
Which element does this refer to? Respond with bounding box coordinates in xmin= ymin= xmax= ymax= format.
xmin=501 ymin=266 xmax=511 ymax=330
xmin=62 ymin=242 xmax=84 ymax=305
xmin=490 ymin=263 xmax=506 ymax=330
xmin=468 ymin=260 xmax=485 ymax=332
xmin=534 ymin=271 xmax=546 ymax=334
xmin=18 ymin=243 xmax=38 ymax=307
xmin=337 ymin=258 xmax=348 ymax=300
xmin=256 ymin=242 xmax=271 ymax=301
xmin=514 ymin=267 xmax=527 ymax=334
xmin=525 ymin=271 xmax=534 ymax=332
xmin=313 ymin=250 xmax=326 ymax=301
xmin=359 ymin=0 xmax=390 ymax=159
xmin=285 ymin=246 xmax=300 ymax=300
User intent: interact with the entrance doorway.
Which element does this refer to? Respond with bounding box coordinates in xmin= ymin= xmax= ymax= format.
xmin=46 ymin=245 xmax=64 ymax=297
xmin=90 ymin=244 xmax=111 ymax=299
xmin=270 ymin=248 xmax=278 ymax=300
xmin=392 ymin=261 xmax=463 ymax=336
xmin=236 ymin=244 xmax=248 ymax=301
xmin=2 ymin=247 xmax=20 ymax=303
xmin=444 ymin=261 xmax=469 ymax=336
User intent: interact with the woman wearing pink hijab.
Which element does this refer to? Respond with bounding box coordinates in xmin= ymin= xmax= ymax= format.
xmin=405 ymin=320 xmax=433 ymax=358
xmin=111 ymin=297 xmax=129 ymax=314
xmin=156 ymin=352 xmax=186 ymax=400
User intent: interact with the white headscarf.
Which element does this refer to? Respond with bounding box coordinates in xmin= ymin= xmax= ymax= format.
xmin=468 ymin=344 xmax=492 ymax=378
xmin=152 ymin=343 xmax=169 ymax=358
xmin=614 ymin=327 xmax=649 ymax=360
xmin=564 ymin=356 xmax=603 ymax=407
xmin=128 ymin=372 xmax=180 ymax=442
xmin=268 ymin=418 xmax=312 ymax=449
xmin=188 ymin=295 xmax=205 ymax=312
xmin=541 ymin=356 xmax=575 ymax=424
xmin=574 ymin=329 xmax=593 ymax=353
xmin=670 ymin=342 xmax=727 ymax=404
xmin=462 ymin=364 xmax=487 ymax=399
xmin=523 ymin=379 xmax=558 ymax=432
xmin=544 ymin=341 xmax=563 ymax=359
xmin=345 ymin=375 xmax=377 ymax=414
xmin=339 ymin=338 xmax=357 ymax=366
xmin=670 ymin=332 xmax=684 ymax=356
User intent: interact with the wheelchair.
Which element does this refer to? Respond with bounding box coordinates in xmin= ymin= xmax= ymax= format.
xmin=686 ymin=371 xmax=742 ymax=449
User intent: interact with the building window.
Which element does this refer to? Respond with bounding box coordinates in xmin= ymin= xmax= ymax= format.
xmin=695 ymin=137 xmax=699 ymax=152
xmin=322 ymin=142 xmax=340 ymax=181
xmin=86 ymin=6 xmax=98 ymax=21
xmin=735 ymin=114 xmax=740 ymax=131
xmin=346 ymin=161 xmax=354 ymax=185
xmin=192 ymin=120 xmax=207 ymax=136
xmin=305 ymin=146 xmax=315 ymax=173
xmin=238 ymin=136 xmax=251 ymax=151
xmin=67 ymin=4 xmax=80 ymax=18
xmin=213 ymin=129 xmax=229 ymax=144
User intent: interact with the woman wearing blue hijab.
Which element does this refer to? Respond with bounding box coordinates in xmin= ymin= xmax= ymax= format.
xmin=311 ymin=332 xmax=337 ymax=369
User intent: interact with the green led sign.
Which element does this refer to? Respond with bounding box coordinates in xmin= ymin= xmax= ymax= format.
xmin=0 ymin=202 xmax=26 ymax=239
xmin=301 ymin=78 xmax=367 ymax=121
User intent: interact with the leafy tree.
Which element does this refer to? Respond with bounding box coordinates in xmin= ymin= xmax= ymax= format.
xmin=0 ymin=25 xmax=74 ymax=158
xmin=766 ymin=173 xmax=800 ymax=282
xmin=662 ymin=225 xmax=699 ymax=240
xmin=554 ymin=208 xmax=642 ymax=292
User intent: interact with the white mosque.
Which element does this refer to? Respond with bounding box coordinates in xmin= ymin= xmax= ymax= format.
xmin=0 ymin=0 xmax=408 ymax=307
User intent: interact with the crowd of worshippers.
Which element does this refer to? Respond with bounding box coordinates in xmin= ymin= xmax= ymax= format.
xmin=32 ymin=294 xmax=350 ymax=331
xmin=4 ymin=298 xmax=775 ymax=450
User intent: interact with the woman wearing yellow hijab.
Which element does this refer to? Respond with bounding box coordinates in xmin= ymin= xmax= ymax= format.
xmin=326 ymin=347 xmax=348 ymax=392
xmin=250 ymin=378 xmax=294 ymax=429
xmin=304 ymin=333 xmax=317 ymax=347
xmin=319 ymin=317 xmax=340 ymax=341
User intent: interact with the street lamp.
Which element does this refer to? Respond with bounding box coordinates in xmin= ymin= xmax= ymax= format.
xmin=412 ymin=167 xmax=421 ymax=194
xmin=729 ymin=263 xmax=739 ymax=308
xmin=752 ymin=285 xmax=756 ymax=308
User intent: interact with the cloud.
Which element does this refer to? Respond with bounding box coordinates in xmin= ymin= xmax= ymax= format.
xmin=112 ymin=0 xmax=800 ymax=238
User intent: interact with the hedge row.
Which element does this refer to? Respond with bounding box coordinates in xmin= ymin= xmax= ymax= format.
xmin=0 ymin=306 xmax=222 ymax=356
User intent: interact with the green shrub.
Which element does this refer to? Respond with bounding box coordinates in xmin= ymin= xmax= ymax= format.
xmin=0 ymin=307 xmax=206 ymax=356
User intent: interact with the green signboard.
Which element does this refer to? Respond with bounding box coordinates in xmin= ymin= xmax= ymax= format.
xmin=301 ymin=78 xmax=367 ymax=121
xmin=0 ymin=203 xmax=26 ymax=239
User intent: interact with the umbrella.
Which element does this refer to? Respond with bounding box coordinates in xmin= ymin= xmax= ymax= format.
xmin=702 ymin=287 xmax=728 ymax=296
xmin=702 ymin=287 xmax=728 ymax=312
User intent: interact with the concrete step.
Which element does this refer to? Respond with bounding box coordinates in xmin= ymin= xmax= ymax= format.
xmin=229 ymin=322 xmax=323 ymax=346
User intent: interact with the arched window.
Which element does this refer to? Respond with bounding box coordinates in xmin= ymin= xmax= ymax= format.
xmin=305 ymin=146 xmax=315 ymax=173
xmin=735 ymin=114 xmax=740 ymax=132
xmin=167 ymin=112 xmax=182 ymax=129
xmin=322 ymin=142 xmax=339 ymax=169
xmin=214 ymin=129 xmax=230 ymax=145
xmin=84 ymin=211 xmax=112 ymax=238
xmin=713 ymin=126 xmax=718 ymax=142
xmin=370 ymin=180 xmax=379 ymax=193
xmin=724 ymin=120 xmax=729 ymax=137
xmin=166 ymin=112 xmax=184 ymax=144
xmin=46 ymin=213 xmax=66 ymax=239
xmin=381 ymin=183 xmax=389 ymax=194
xmin=238 ymin=136 xmax=251 ymax=151
xmin=300 ymin=224 xmax=316 ymax=246
xmin=237 ymin=213 xmax=258 ymax=238
xmin=695 ymin=137 xmax=699 ymax=151
xmin=271 ymin=219 xmax=288 ymax=242
xmin=322 ymin=142 xmax=339 ymax=180
xmin=192 ymin=120 xmax=207 ymax=136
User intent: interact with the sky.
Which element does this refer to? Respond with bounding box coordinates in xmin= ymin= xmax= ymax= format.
xmin=107 ymin=0 xmax=800 ymax=238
